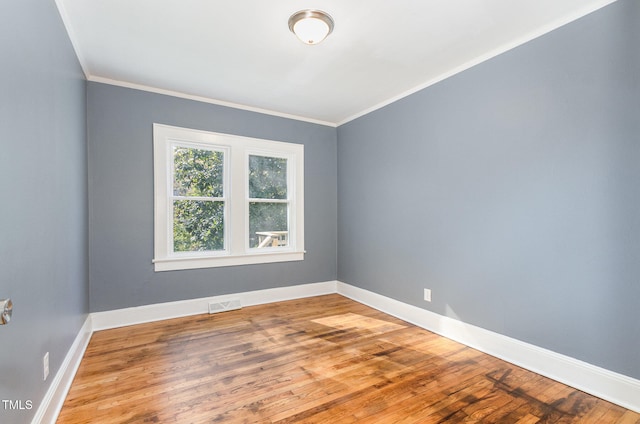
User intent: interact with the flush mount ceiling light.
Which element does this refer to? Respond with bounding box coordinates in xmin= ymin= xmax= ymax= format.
xmin=288 ymin=9 xmax=334 ymax=45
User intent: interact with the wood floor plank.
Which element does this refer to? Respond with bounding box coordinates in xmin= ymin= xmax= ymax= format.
xmin=57 ymin=294 xmax=640 ymax=423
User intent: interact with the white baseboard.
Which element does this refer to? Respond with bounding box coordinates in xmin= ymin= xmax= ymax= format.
xmin=31 ymin=315 xmax=93 ymax=424
xmin=35 ymin=279 xmax=640 ymax=424
xmin=33 ymin=281 xmax=337 ymax=423
xmin=91 ymin=280 xmax=338 ymax=331
xmin=336 ymin=281 xmax=640 ymax=414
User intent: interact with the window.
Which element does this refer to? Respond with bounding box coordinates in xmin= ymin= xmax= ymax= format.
xmin=153 ymin=124 xmax=304 ymax=271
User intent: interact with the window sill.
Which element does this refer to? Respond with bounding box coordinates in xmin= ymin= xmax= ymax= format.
xmin=153 ymin=251 xmax=305 ymax=272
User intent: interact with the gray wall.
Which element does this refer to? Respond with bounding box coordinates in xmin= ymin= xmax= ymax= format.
xmin=87 ymin=83 xmax=337 ymax=312
xmin=2 ymin=2 xmax=636 ymax=422
xmin=337 ymin=0 xmax=640 ymax=379
xmin=0 ymin=1 xmax=89 ymax=423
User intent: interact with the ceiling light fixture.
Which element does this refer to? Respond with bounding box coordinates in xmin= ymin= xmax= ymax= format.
xmin=288 ymin=10 xmax=334 ymax=45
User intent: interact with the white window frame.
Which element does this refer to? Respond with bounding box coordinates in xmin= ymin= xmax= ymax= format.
xmin=153 ymin=124 xmax=304 ymax=271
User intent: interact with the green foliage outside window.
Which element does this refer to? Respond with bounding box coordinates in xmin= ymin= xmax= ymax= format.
xmin=173 ymin=147 xmax=224 ymax=252
xmin=249 ymin=155 xmax=287 ymax=199
xmin=171 ymin=149 xmax=289 ymax=252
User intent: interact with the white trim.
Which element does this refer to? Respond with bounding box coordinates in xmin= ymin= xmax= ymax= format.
xmin=336 ymin=281 xmax=640 ymax=414
xmin=153 ymin=124 xmax=305 ymax=271
xmin=88 ymin=76 xmax=337 ymax=128
xmin=31 ymin=316 xmax=92 ymax=424
xmin=153 ymin=251 xmax=305 ymax=271
xmin=59 ymin=1 xmax=616 ymax=128
xmin=34 ymin=279 xmax=640 ymax=423
xmin=53 ymin=0 xmax=90 ymax=79
xmin=336 ymin=0 xmax=619 ymax=126
xmin=31 ymin=281 xmax=337 ymax=423
xmin=91 ymin=281 xmax=337 ymax=331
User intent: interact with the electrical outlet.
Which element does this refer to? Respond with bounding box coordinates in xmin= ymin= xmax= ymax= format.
xmin=424 ymin=288 xmax=432 ymax=302
xmin=43 ymin=352 xmax=49 ymax=381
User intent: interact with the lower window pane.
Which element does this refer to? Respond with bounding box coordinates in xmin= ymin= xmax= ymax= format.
xmin=173 ymin=200 xmax=224 ymax=252
xmin=249 ymin=202 xmax=288 ymax=248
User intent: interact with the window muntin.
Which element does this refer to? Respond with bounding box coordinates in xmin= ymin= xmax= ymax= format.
xmin=153 ymin=124 xmax=304 ymax=271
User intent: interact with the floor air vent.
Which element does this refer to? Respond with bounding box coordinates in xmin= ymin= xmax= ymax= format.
xmin=208 ymin=299 xmax=242 ymax=314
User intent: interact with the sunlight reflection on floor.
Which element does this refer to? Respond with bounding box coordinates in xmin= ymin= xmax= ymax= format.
xmin=311 ymin=313 xmax=407 ymax=334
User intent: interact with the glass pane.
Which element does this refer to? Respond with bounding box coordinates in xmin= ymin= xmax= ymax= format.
xmin=173 ymin=200 xmax=224 ymax=252
xmin=173 ymin=147 xmax=224 ymax=197
xmin=249 ymin=202 xmax=288 ymax=248
xmin=249 ymin=155 xmax=287 ymax=199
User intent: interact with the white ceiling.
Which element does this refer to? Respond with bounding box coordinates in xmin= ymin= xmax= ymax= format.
xmin=55 ymin=0 xmax=616 ymax=126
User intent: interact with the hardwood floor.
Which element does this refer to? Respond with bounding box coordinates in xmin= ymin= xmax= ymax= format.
xmin=57 ymin=294 xmax=639 ymax=423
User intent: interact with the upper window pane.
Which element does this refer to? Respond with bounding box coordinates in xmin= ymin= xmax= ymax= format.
xmin=173 ymin=146 xmax=224 ymax=197
xmin=249 ymin=155 xmax=287 ymax=199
